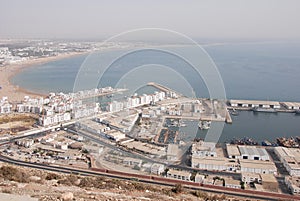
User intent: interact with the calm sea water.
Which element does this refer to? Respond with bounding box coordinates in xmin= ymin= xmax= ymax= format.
xmin=11 ymin=42 xmax=300 ymax=142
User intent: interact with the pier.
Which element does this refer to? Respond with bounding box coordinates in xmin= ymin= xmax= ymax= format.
xmin=228 ymin=99 xmax=300 ymax=113
xmin=147 ymin=82 xmax=183 ymax=97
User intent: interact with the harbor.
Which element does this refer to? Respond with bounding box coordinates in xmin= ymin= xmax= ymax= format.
xmin=228 ymin=99 xmax=300 ymax=114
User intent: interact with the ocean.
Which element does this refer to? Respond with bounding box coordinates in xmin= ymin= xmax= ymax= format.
xmin=11 ymin=41 xmax=300 ymax=143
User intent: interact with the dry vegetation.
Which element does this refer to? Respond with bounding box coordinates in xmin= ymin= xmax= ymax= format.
xmin=0 ymin=114 xmax=38 ymax=135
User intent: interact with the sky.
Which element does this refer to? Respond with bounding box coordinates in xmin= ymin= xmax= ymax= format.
xmin=1 ymin=0 xmax=300 ymax=40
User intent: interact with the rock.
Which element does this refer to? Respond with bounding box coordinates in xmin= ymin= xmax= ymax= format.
xmin=61 ymin=192 xmax=73 ymax=201
xmin=29 ymin=176 xmax=41 ymax=182
xmin=74 ymin=179 xmax=81 ymax=186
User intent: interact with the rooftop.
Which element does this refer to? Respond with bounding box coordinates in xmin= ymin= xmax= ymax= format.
xmin=230 ymin=99 xmax=280 ymax=106
xmin=238 ymin=145 xmax=269 ymax=158
xmin=167 ymin=169 xmax=191 ymax=177
xmin=226 ymin=144 xmax=240 ymax=156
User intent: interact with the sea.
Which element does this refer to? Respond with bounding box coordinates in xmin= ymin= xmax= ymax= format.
xmin=11 ymin=41 xmax=300 ymax=143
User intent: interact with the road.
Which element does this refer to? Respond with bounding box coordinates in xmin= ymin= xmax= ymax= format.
xmin=0 ymin=153 xmax=297 ymax=201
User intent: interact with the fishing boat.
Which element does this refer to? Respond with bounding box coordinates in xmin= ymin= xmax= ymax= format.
xmin=198 ymin=120 xmax=211 ymax=130
xmin=230 ymin=108 xmax=239 ymax=116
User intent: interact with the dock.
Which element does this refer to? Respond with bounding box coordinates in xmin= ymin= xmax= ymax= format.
xmin=147 ymin=82 xmax=183 ymax=97
xmin=228 ymin=99 xmax=300 ymax=113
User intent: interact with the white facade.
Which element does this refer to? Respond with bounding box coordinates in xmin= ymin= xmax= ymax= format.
xmin=238 ymin=145 xmax=270 ymax=161
xmin=39 ymin=113 xmax=71 ymax=127
xmin=240 ymin=161 xmax=277 ymax=174
xmin=195 ymin=174 xmax=206 ymax=183
xmin=167 ymin=169 xmax=191 ymax=181
xmin=241 ymin=172 xmax=262 ymax=184
xmin=191 ymin=157 xmax=239 ymax=172
xmin=274 ymin=147 xmax=300 ymax=176
xmin=123 ymin=157 xmax=142 ymax=167
xmin=151 ymin=163 xmax=165 ymax=175
xmin=285 ymin=176 xmax=300 ymax=195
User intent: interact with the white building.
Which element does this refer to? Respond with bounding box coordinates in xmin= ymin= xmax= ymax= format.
xmin=123 ymin=157 xmax=142 ymax=167
xmin=167 ymin=144 xmax=179 ymax=161
xmin=274 ymin=146 xmax=300 ymax=176
xmin=191 ymin=141 xmax=216 ymax=157
xmin=0 ymin=97 xmax=12 ymax=114
xmin=195 ymin=174 xmax=206 ymax=183
xmin=238 ymin=145 xmax=270 ymax=161
xmin=241 ymin=172 xmax=262 ymax=184
xmin=191 ymin=157 xmax=239 ymax=172
xmin=39 ymin=112 xmax=71 ymax=127
xmin=226 ymin=144 xmax=241 ymax=159
xmin=151 ymin=163 xmax=165 ymax=175
xmin=240 ymin=160 xmax=277 ymax=174
xmin=167 ymin=169 xmax=191 ymax=181
xmin=225 ymin=177 xmax=241 ymax=189
xmin=285 ymin=176 xmax=300 ymax=195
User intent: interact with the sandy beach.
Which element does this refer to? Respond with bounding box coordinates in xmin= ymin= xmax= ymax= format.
xmin=0 ymin=52 xmax=86 ymax=102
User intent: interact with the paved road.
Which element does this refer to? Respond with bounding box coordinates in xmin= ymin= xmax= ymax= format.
xmin=0 ymin=153 xmax=290 ymax=201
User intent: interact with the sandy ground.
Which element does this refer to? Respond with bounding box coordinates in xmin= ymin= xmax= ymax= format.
xmin=0 ymin=52 xmax=86 ymax=102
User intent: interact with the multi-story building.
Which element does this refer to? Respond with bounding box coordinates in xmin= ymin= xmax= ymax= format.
xmin=167 ymin=169 xmax=191 ymax=181
xmin=150 ymin=163 xmax=165 ymax=175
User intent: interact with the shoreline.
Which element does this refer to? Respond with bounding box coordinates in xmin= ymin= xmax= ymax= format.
xmin=0 ymin=52 xmax=88 ymax=102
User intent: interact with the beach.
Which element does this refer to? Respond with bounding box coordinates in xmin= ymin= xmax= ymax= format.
xmin=0 ymin=52 xmax=86 ymax=102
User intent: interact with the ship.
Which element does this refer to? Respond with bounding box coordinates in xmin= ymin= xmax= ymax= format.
xmin=295 ymin=110 xmax=300 ymax=115
xmin=252 ymin=107 xmax=277 ymax=113
xmin=198 ymin=120 xmax=211 ymax=130
xmin=230 ymin=108 xmax=239 ymax=116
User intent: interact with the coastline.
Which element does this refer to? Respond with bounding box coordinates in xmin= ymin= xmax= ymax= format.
xmin=0 ymin=52 xmax=87 ymax=102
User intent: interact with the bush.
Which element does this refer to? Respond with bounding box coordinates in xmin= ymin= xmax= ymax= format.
xmin=172 ymin=184 xmax=183 ymax=194
xmin=0 ymin=166 xmax=29 ymax=183
xmin=45 ymin=172 xmax=62 ymax=180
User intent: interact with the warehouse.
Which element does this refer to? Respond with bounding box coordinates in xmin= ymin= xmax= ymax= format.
xmin=191 ymin=157 xmax=239 ymax=172
xmin=238 ymin=145 xmax=270 ymax=161
xmin=226 ymin=144 xmax=241 ymax=159
xmin=240 ymin=160 xmax=277 ymax=174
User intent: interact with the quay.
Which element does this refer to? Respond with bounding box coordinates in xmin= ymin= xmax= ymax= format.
xmin=228 ymin=99 xmax=300 ymax=113
xmin=147 ymin=82 xmax=182 ymax=97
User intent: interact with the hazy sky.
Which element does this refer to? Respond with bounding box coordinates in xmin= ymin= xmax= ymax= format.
xmin=1 ymin=0 xmax=300 ymax=39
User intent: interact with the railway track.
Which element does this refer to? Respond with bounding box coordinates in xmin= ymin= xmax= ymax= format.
xmin=0 ymin=153 xmax=299 ymax=200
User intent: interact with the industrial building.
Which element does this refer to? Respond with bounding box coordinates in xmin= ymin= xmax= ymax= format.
xmin=167 ymin=169 xmax=191 ymax=181
xmin=260 ymin=174 xmax=278 ymax=192
xmin=226 ymin=144 xmax=241 ymax=159
xmin=191 ymin=157 xmax=239 ymax=172
xmin=238 ymin=145 xmax=270 ymax=161
xmin=191 ymin=141 xmax=217 ymax=157
xmin=274 ymin=146 xmax=300 ymax=176
xmin=285 ymin=176 xmax=300 ymax=195
xmin=229 ymin=100 xmax=280 ymax=109
xmin=240 ymin=160 xmax=277 ymax=174
xmin=241 ymin=172 xmax=262 ymax=184
xmin=282 ymin=102 xmax=300 ymax=110
xmin=167 ymin=144 xmax=179 ymax=161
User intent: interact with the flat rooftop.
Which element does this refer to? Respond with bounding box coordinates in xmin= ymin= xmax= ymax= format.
xmin=226 ymin=144 xmax=240 ymax=156
xmin=192 ymin=156 xmax=238 ymax=166
xmin=167 ymin=169 xmax=191 ymax=177
xmin=238 ymin=145 xmax=269 ymax=158
xmin=240 ymin=160 xmax=276 ymax=170
xmin=282 ymin=102 xmax=300 ymax=107
xmin=230 ymin=99 xmax=280 ymax=106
